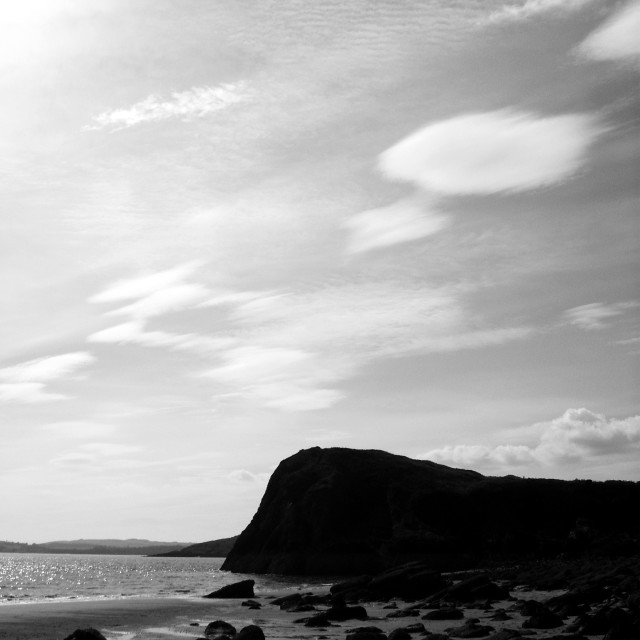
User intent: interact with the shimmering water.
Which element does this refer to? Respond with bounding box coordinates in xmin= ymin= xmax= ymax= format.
xmin=0 ymin=553 xmax=314 ymax=605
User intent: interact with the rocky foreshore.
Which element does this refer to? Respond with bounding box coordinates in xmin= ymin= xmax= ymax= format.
xmin=52 ymin=555 xmax=640 ymax=640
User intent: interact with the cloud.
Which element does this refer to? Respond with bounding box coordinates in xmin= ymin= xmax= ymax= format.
xmin=109 ymin=284 xmax=210 ymax=319
xmin=344 ymin=197 xmax=450 ymax=254
xmin=483 ymin=0 xmax=595 ymax=24
xmin=379 ymin=110 xmax=600 ymax=196
xmin=0 ymin=352 xmax=95 ymax=403
xmin=86 ymin=83 xmax=250 ymax=130
xmin=50 ymin=442 xmax=140 ymax=468
xmin=202 ymin=346 xmax=348 ymax=411
xmin=41 ymin=421 xmax=117 ymax=439
xmin=421 ymin=408 xmax=640 ymax=470
xmin=227 ymin=469 xmax=269 ymax=484
xmin=0 ymin=382 xmax=67 ymax=404
xmin=564 ymin=301 xmax=638 ymax=330
xmin=88 ymin=269 xmax=531 ymax=413
xmin=0 ymin=352 xmax=95 ymax=382
xmin=198 ymin=283 xmax=530 ymax=411
xmin=579 ymin=1 xmax=640 ymax=66
xmin=89 ymin=262 xmax=203 ymax=304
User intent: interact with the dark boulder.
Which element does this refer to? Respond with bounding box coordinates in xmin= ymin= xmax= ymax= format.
xmin=235 ymin=625 xmax=266 ymax=640
xmin=326 ymin=604 xmax=368 ymax=621
xmin=388 ymin=630 xmax=411 ymax=640
xmin=486 ymin=631 xmax=521 ymax=640
xmin=63 ymin=630 xmax=107 ymax=640
xmin=347 ymin=626 xmax=386 ymax=636
xmin=447 ymin=620 xmax=495 ymax=637
xmin=298 ymin=612 xmax=330 ymax=627
xmin=348 ymin=633 xmax=388 ymax=640
xmin=204 ymin=579 xmax=255 ymax=599
xmin=204 ymin=620 xmax=237 ymax=639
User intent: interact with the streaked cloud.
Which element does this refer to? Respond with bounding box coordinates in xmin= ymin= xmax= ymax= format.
xmin=200 ymin=283 xmax=531 ymax=411
xmin=421 ymin=408 xmax=640 ymax=470
xmin=344 ymin=197 xmax=450 ymax=254
xmin=579 ymin=1 xmax=640 ymax=66
xmin=483 ymin=0 xmax=595 ymax=24
xmin=109 ymin=284 xmax=210 ymax=319
xmin=379 ymin=110 xmax=601 ymax=196
xmin=227 ymin=469 xmax=269 ymax=484
xmin=0 ymin=352 xmax=95 ymax=404
xmin=564 ymin=301 xmax=638 ymax=330
xmin=85 ymin=83 xmax=250 ymax=130
xmin=89 ymin=262 xmax=203 ymax=303
xmin=41 ymin=421 xmax=117 ymax=439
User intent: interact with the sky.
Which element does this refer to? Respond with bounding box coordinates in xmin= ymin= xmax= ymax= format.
xmin=1 ymin=0 xmax=639 ymax=544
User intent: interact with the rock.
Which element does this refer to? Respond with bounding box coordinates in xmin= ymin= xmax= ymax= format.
xmin=300 ymin=612 xmax=330 ymax=627
xmin=447 ymin=621 xmax=495 ymax=638
xmin=204 ymin=579 xmax=255 ymax=599
xmin=386 ymin=608 xmax=420 ymax=618
xmin=348 ymin=633 xmax=388 ymax=640
xmin=221 ymin=447 xmax=640 ymax=575
xmin=241 ymin=599 xmax=261 ymax=607
xmin=204 ymin=620 xmax=237 ymax=639
xmin=423 ymin=607 xmax=464 ymax=620
xmin=580 ymin=606 xmax=633 ymax=634
xmin=346 ymin=626 xmax=386 ymax=636
xmin=235 ymin=625 xmax=266 ymax=640
xmin=63 ymin=630 xmax=107 ymax=640
xmin=442 ymin=574 xmax=509 ymax=603
xmin=490 ymin=610 xmax=511 ymax=620
xmin=486 ymin=631 xmax=521 ymax=640
xmin=388 ymin=630 xmax=411 ymax=640
xmin=403 ymin=622 xmax=425 ymax=632
xmin=326 ymin=604 xmax=368 ymax=621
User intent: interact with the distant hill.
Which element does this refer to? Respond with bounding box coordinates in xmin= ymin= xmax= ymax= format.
xmin=0 ymin=538 xmax=194 ymax=555
xmin=153 ymin=536 xmax=238 ymax=557
xmin=222 ymin=446 xmax=640 ymax=575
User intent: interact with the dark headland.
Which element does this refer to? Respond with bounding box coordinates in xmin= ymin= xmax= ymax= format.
xmin=222 ymin=446 xmax=640 ymax=575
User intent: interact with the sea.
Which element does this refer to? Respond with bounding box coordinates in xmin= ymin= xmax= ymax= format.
xmin=0 ymin=553 xmax=326 ymax=605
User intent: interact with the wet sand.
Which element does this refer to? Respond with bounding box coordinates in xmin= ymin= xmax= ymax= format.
xmin=0 ymin=591 xmax=583 ymax=640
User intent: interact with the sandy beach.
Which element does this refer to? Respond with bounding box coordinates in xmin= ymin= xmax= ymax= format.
xmin=0 ymin=588 xmax=596 ymax=640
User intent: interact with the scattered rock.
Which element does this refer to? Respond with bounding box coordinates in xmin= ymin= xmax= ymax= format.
xmin=299 ymin=612 xmax=330 ymax=627
xmin=486 ymin=631 xmax=521 ymax=640
xmin=388 ymin=629 xmax=411 ymax=640
xmin=447 ymin=620 xmax=495 ymax=638
xmin=519 ymin=600 xmax=563 ymax=629
xmin=235 ymin=625 xmax=266 ymax=640
xmin=326 ymin=604 xmax=368 ymax=621
xmin=241 ymin=599 xmax=261 ymax=608
xmin=63 ymin=630 xmax=107 ymax=640
xmin=204 ymin=620 xmax=237 ymax=639
xmin=204 ymin=579 xmax=255 ymax=599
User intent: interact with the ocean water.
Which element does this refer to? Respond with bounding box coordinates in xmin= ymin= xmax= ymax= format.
xmin=0 ymin=553 xmax=324 ymax=605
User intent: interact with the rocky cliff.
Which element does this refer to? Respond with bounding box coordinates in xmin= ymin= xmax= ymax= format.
xmin=221 ymin=447 xmax=640 ymax=575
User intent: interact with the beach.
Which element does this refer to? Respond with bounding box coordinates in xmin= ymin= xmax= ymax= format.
xmin=0 ymin=587 xmax=603 ymax=640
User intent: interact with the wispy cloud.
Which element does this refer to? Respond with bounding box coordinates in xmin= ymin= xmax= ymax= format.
xmin=41 ymin=421 xmax=117 ymax=439
xmin=564 ymin=301 xmax=638 ymax=330
xmin=578 ymin=1 xmax=640 ymax=67
xmin=379 ymin=110 xmax=601 ymax=196
xmin=344 ymin=197 xmax=450 ymax=254
xmin=85 ymin=83 xmax=250 ymax=130
xmin=421 ymin=408 xmax=640 ymax=470
xmin=483 ymin=0 xmax=595 ymax=25
xmin=200 ymin=282 xmax=531 ymax=411
xmin=89 ymin=262 xmax=204 ymax=303
xmin=0 ymin=352 xmax=95 ymax=404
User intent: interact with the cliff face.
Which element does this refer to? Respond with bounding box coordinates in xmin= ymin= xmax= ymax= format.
xmin=221 ymin=447 xmax=640 ymax=575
